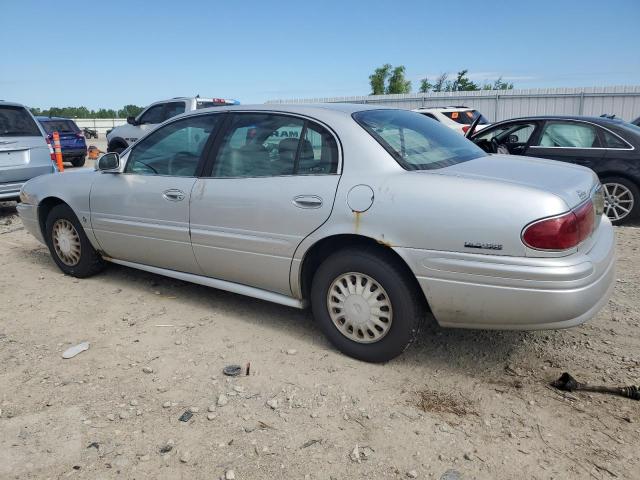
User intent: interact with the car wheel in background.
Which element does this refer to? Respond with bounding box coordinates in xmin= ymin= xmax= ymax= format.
xmin=45 ymin=204 xmax=105 ymax=277
xmin=71 ymin=157 xmax=86 ymax=167
xmin=311 ymin=247 xmax=423 ymax=363
xmin=601 ymin=176 xmax=638 ymax=225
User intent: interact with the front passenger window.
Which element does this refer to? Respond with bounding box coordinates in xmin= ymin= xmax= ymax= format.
xmin=125 ymin=115 xmax=220 ymax=176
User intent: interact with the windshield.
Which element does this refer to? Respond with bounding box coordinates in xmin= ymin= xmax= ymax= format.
xmin=0 ymin=106 xmax=41 ymax=137
xmin=40 ymin=119 xmax=80 ymax=134
xmin=442 ymin=110 xmax=489 ymax=125
xmin=353 ymin=109 xmax=486 ymax=170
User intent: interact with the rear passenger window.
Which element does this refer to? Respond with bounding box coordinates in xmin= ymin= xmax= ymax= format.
xmin=538 ymin=122 xmax=600 ymax=148
xmin=601 ymin=129 xmax=629 ymax=149
xmin=212 ymin=114 xmax=338 ymax=177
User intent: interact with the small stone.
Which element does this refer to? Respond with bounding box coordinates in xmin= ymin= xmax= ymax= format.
xmin=407 ymin=471 xmax=418 ymax=478
xmin=225 ymin=469 xmax=236 ymax=480
xmin=139 ymin=454 xmax=150 ymax=462
xmin=286 ymin=349 xmax=297 ymax=355
xmin=440 ymin=470 xmax=462 ymax=480
xmin=162 ymin=401 xmax=171 ymax=409
xmin=217 ymin=394 xmax=229 ymax=407
xmin=190 ymin=407 xmax=200 ymax=413
xmin=244 ymin=424 xmax=256 ymax=433
xmin=179 ymin=451 xmax=190 ymax=463
xmin=311 ymin=412 xmax=319 ymax=418
xmin=142 ymin=367 xmax=153 ymax=374
xmin=266 ymin=398 xmax=278 ymax=409
xmin=528 ymin=400 xmax=535 ymax=406
xmin=119 ymin=411 xmax=130 ymax=420
xmin=175 ymin=340 xmax=182 ymax=345
xmin=208 ymin=405 xmax=216 ymax=413
xmin=207 ymin=413 xmax=217 ymax=421
xmin=130 ymin=399 xmax=139 ymax=406
xmin=463 ymin=452 xmax=473 ymax=461
xmin=106 ymin=413 xmax=115 ymax=421
xmin=136 ymin=409 xmax=143 ymax=416
xmin=233 ymin=385 xmax=244 ymax=393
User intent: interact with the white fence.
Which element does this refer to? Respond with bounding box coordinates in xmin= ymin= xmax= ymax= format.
xmin=267 ymin=86 xmax=640 ymax=122
xmin=74 ymin=118 xmax=127 ymax=136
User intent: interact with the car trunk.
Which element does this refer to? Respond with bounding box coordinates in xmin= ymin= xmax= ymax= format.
xmin=438 ymin=154 xmax=599 ymax=210
xmin=0 ymin=137 xmax=52 ymax=183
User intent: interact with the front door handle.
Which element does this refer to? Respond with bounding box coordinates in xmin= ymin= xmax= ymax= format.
xmin=163 ymin=189 xmax=186 ymax=202
xmin=293 ymin=195 xmax=323 ymax=209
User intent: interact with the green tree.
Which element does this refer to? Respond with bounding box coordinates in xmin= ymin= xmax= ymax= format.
xmin=369 ymin=64 xmax=392 ymax=95
xmin=386 ymin=65 xmax=411 ymax=94
xmin=419 ymin=77 xmax=433 ymax=93
xmin=449 ymin=69 xmax=479 ymax=92
xmin=432 ymin=73 xmax=448 ymax=92
xmin=480 ymin=77 xmax=514 ymax=90
xmin=118 ymin=104 xmax=144 ymax=118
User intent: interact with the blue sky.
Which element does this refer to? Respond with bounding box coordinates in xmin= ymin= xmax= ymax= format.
xmin=2 ymin=0 xmax=639 ymax=109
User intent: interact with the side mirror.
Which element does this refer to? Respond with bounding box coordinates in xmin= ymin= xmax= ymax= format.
xmin=507 ymin=134 xmax=519 ymax=144
xmin=96 ymin=152 xmax=120 ymax=172
xmin=126 ymin=116 xmax=137 ymax=125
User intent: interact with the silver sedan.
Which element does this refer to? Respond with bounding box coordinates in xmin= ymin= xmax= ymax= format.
xmin=17 ymin=104 xmax=616 ymax=362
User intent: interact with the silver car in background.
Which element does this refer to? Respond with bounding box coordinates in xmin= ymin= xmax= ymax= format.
xmin=0 ymin=101 xmax=56 ymax=201
xmin=17 ymin=104 xmax=616 ymax=362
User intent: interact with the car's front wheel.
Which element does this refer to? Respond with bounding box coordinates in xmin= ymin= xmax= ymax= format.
xmin=45 ymin=204 xmax=105 ymax=277
xmin=311 ymin=247 xmax=423 ymax=362
xmin=601 ymin=176 xmax=638 ymax=225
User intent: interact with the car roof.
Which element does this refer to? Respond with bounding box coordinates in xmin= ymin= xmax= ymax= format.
xmin=35 ymin=116 xmax=75 ymax=121
xmin=0 ymin=100 xmax=28 ymax=108
xmin=493 ymin=115 xmax=628 ymax=126
xmin=414 ymin=106 xmax=474 ymax=112
xmin=195 ymin=102 xmax=394 ymax=117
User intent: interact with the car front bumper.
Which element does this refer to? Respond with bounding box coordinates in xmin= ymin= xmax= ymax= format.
xmin=395 ymin=218 xmax=616 ymax=330
xmin=16 ymin=202 xmax=45 ymax=244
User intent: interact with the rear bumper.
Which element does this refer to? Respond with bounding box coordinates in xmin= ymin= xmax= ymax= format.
xmin=16 ymin=202 xmax=45 ymax=243
xmin=395 ymin=218 xmax=616 ymax=330
xmin=0 ymin=182 xmax=24 ymax=201
xmin=62 ymin=149 xmax=87 ymax=158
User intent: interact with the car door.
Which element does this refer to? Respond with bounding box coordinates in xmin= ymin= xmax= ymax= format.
xmin=527 ymin=120 xmax=605 ymax=168
xmin=190 ymin=112 xmax=341 ymax=295
xmin=90 ymin=113 xmax=222 ymax=273
xmin=472 ymin=121 xmax=539 ymax=155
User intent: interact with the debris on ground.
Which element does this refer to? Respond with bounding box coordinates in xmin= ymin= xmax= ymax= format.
xmin=62 ymin=341 xmax=89 ymax=359
xmin=223 ymin=365 xmax=242 ymax=376
xmin=551 ymin=372 xmax=640 ymax=400
xmin=178 ymin=410 xmax=193 ymax=422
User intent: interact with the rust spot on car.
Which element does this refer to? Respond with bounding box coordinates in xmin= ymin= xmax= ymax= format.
xmin=353 ymin=211 xmax=361 ymax=233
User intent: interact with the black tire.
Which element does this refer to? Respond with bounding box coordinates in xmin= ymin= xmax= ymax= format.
xmin=601 ymin=176 xmax=639 ymax=225
xmin=45 ymin=204 xmax=105 ymax=278
xmin=71 ymin=156 xmax=86 ymax=167
xmin=311 ymin=247 xmax=423 ymax=363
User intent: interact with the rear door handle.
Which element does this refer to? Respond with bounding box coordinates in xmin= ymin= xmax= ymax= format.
xmin=292 ymin=195 xmax=323 ymax=209
xmin=163 ymin=189 xmax=186 ymax=202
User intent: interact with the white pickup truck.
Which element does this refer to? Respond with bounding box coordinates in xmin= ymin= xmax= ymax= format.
xmin=106 ymin=97 xmax=238 ymax=153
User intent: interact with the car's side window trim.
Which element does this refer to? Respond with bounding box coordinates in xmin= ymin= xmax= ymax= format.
xmin=122 ymin=112 xmax=225 ymax=178
xmin=528 ymin=119 xmax=634 ymax=151
xmin=199 ymin=111 xmax=343 ymax=179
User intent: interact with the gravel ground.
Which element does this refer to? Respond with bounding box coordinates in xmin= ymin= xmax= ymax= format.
xmin=0 ymin=201 xmax=638 ymax=480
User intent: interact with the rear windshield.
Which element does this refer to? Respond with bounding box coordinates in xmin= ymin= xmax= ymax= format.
xmin=39 ymin=119 xmax=80 ymax=134
xmin=353 ymin=109 xmax=486 ymax=170
xmin=443 ymin=110 xmax=489 ymax=125
xmin=0 ymin=106 xmax=41 ymax=137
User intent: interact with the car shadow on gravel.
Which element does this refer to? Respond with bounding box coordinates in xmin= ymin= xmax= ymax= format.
xmin=89 ymin=261 xmax=541 ymax=373
xmin=0 ymin=201 xmax=18 ymax=218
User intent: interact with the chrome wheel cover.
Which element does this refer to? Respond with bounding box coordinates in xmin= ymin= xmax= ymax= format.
xmin=327 ymin=272 xmax=393 ymax=344
xmin=52 ymin=219 xmax=81 ymax=266
xmin=603 ymin=182 xmax=634 ymax=222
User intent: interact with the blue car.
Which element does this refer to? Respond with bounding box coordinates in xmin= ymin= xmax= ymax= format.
xmin=36 ymin=116 xmax=87 ymax=167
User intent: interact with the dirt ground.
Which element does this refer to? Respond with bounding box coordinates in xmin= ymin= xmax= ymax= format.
xmin=1 ymin=200 xmax=639 ymax=480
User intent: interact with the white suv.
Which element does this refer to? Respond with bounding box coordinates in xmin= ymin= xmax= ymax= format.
xmin=412 ymin=106 xmax=490 ymax=134
xmin=106 ymin=97 xmax=238 ymax=153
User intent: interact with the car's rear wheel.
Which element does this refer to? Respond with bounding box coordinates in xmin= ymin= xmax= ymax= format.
xmin=311 ymin=247 xmax=423 ymax=362
xmin=45 ymin=204 xmax=105 ymax=277
xmin=71 ymin=156 xmax=86 ymax=167
xmin=601 ymin=176 xmax=638 ymax=225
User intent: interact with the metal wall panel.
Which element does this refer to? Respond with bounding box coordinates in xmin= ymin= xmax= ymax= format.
xmin=267 ymin=86 xmax=640 ymax=122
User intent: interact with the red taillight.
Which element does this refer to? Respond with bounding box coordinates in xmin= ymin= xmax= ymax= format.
xmin=461 ymin=125 xmax=470 ymax=133
xmin=522 ymin=201 xmax=595 ymax=250
xmin=45 ymin=136 xmax=55 ymax=162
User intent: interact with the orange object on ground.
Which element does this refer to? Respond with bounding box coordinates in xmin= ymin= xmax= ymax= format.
xmin=87 ymin=146 xmax=100 ymax=160
xmin=52 ymin=131 xmax=64 ymax=172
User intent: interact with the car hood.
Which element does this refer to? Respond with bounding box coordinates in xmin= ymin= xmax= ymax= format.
xmin=435 ymin=154 xmax=599 ymax=209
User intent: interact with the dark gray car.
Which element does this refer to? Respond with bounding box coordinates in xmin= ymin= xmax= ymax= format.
xmin=0 ymin=101 xmax=56 ymax=201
